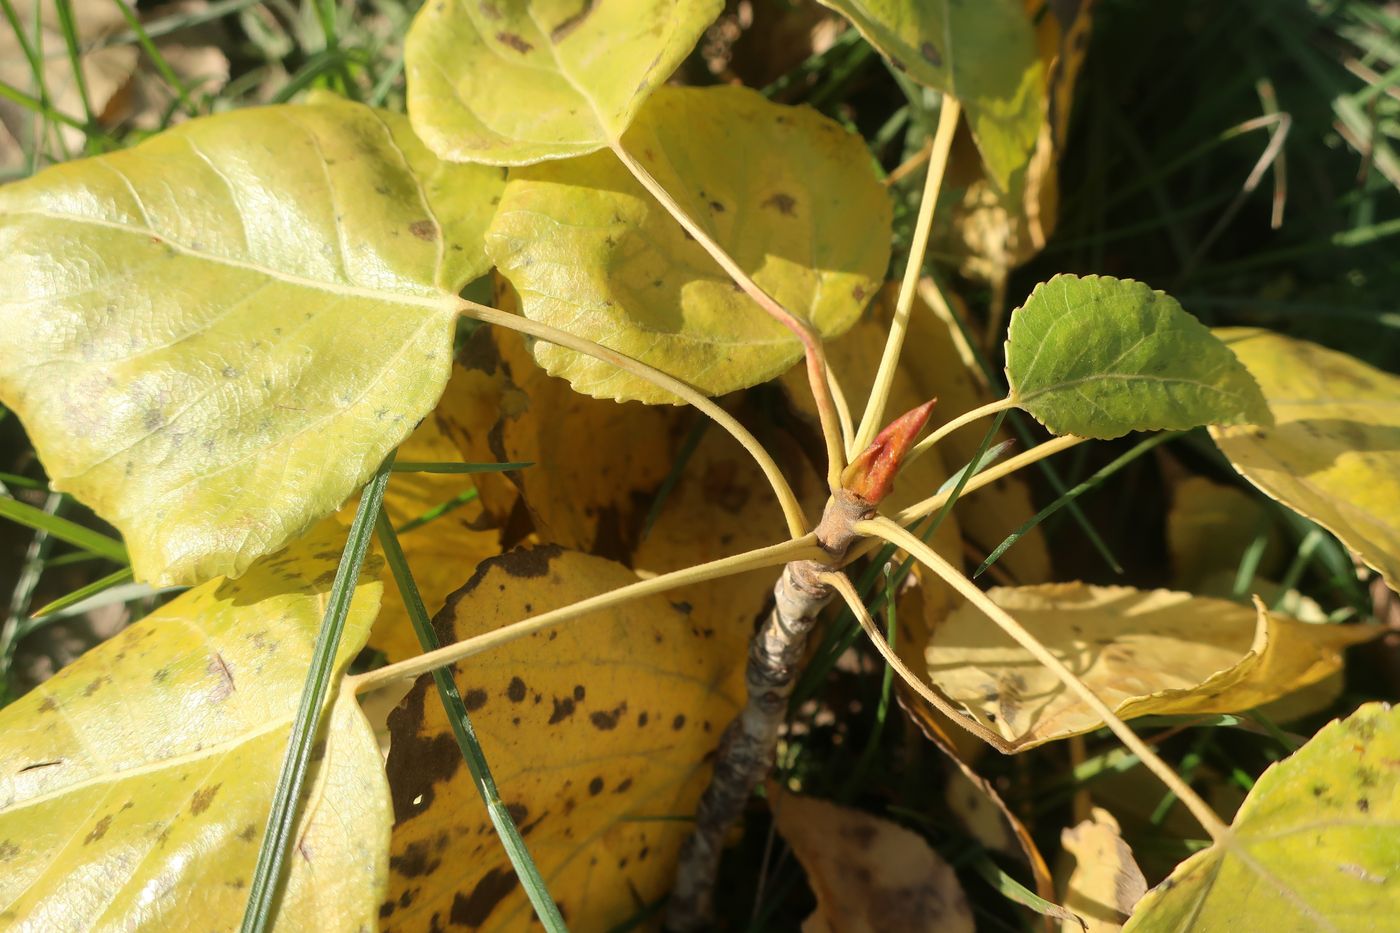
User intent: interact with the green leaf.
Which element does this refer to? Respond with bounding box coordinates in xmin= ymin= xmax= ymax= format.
xmin=1125 ymin=702 xmax=1400 ymax=931
xmin=1005 ymin=275 xmax=1272 ymax=439
xmin=405 ymin=0 xmax=723 ymax=165
xmin=488 ymin=85 xmax=891 ymax=402
xmin=815 ymin=0 xmax=1042 ymax=191
xmin=0 ymin=97 xmax=505 ymax=585
xmin=0 ymin=519 xmax=389 ymax=931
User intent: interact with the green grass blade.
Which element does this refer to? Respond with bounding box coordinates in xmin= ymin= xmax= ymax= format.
xmin=0 ymin=496 xmax=128 ymax=562
xmin=395 ymin=488 xmax=480 ymax=535
xmin=109 ymin=0 xmax=196 ymax=117
xmin=28 ymin=566 xmax=134 ymax=619
xmin=240 ymin=454 xmax=394 ymax=933
xmin=51 ymin=0 xmax=96 ymax=127
xmin=0 ymin=472 xmax=48 ymax=491
xmin=390 ymin=461 xmax=532 ymax=474
xmin=375 ymin=514 xmax=567 ymax=932
xmin=975 ymin=432 xmax=1180 ymax=579
xmin=0 ymin=79 xmax=86 ymax=130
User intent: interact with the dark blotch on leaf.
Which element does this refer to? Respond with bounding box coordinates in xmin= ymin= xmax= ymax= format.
xmin=190 ymin=784 xmax=221 ymax=815
xmin=920 ymin=41 xmax=942 ymax=66
xmin=549 ymin=696 xmax=576 ymax=724
xmin=463 ymin=688 xmax=488 ymax=711
xmin=506 ymin=676 xmax=526 ymax=702
xmin=672 ymin=714 xmax=686 ymax=731
xmin=409 ymin=220 xmax=437 ymax=241
xmin=549 ymin=0 xmax=596 ymax=42
xmin=496 ymin=31 xmax=533 ymax=53
xmin=84 ymin=815 xmax=112 ymax=845
xmin=589 ymin=777 xmax=604 ymax=796
xmin=763 ymin=193 xmax=797 ymax=216
xmin=451 ymin=867 xmax=520 ymax=926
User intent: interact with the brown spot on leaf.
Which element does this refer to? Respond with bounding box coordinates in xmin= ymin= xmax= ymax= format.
xmin=496 ymin=31 xmax=533 ymax=53
xmin=190 ymin=784 xmax=221 ymax=815
xmin=590 ymin=700 xmax=627 ymax=731
xmin=207 ymin=652 xmax=235 ymax=701
xmin=550 ymin=0 xmax=596 ymax=42
xmin=588 ymin=777 xmax=604 ymax=796
xmin=463 ymin=688 xmax=488 ymax=711
xmin=386 ymin=680 xmax=462 ymax=817
xmin=239 ymin=824 xmax=258 ymax=842
xmin=0 ymin=840 xmax=18 ymax=861
xmin=614 ymin=778 xmax=633 ymax=794
xmin=763 ymin=193 xmax=796 ymax=216
xmin=84 ymin=815 xmax=113 ymax=845
xmin=549 ymin=696 xmax=576 ymax=724
xmin=506 ymin=677 xmax=526 ymax=702
xmin=920 ymin=41 xmax=942 ymax=66
xmin=672 ymin=714 xmax=686 ymax=730
xmin=38 ymin=696 xmax=56 ymax=713
xmin=410 ymin=220 xmax=437 ymax=241
xmin=391 ymin=839 xmax=442 ymax=878
xmin=451 ymin=867 xmax=519 ymax=926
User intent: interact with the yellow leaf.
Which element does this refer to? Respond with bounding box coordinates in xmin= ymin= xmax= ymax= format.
xmin=1210 ymin=328 xmax=1400 ymax=592
xmin=1124 ymin=702 xmax=1400 ymax=932
xmin=488 ymin=84 xmax=890 ymax=402
xmin=1060 ymin=808 xmax=1146 ymax=933
xmin=938 ymin=0 xmax=1095 ymax=279
xmin=0 ymin=519 xmax=388 ymax=931
xmin=370 ymin=369 xmax=508 ymax=664
xmin=381 ymin=547 xmax=747 ymax=931
xmin=405 ymin=0 xmax=722 ymax=164
xmin=925 ymin=583 xmax=1376 ymax=750
xmin=0 ymin=98 xmax=504 ymax=584
xmin=441 ymin=317 xmax=678 ymax=557
xmin=1167 ymin=476 xmax=1282 ymax=592
xmin=769 ymin=787 xmax=974 ymax=933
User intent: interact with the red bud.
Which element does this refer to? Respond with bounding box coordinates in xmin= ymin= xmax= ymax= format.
xmin=840 ymin=399 xmax=937 ymax=504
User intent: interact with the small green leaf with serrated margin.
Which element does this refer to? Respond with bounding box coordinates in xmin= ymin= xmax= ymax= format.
xmin=1124 ymin=702 xmax=1400 ymax=932
xmin=487 ymin=84 xmax=890 ymax=402
xmin=1005 ymin=275 xmax=1271 ymax=439
xmin=815 ymin=0 xmax=1042 ymax=192
xmin=0 ymin=519 xmax=388 ymax=932
xmin=406 ymin=0 xmax=723 ymax=165
xmin=0 ymin=98 xmax=504 ymax=585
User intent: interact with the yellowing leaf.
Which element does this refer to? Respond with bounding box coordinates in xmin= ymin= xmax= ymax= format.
xmin=770 ymin=787 xmax=974 ymax=933
xmin=1210 ymin=328 xmax=1400 ymax=591
xmin=0 ymin=98 xmax=505 ymax=585
xmin=382 ymin=547 xmax=746 ymax=931
xmin=816 ymin=0 xmax=1041 ymax=193
xmin=1125 ymin=702 xmax=1400 ymax=932
xmin=938 ymin=0 xmax=1095 ymax=279
xmin=370 ymin=370 xmax=508 ymax=664
xmin=925 ymin=583 xmax=1375 ymax=750
xmin=442 ymin=318 xmax=678 ymax=556
xmin=1006 ymin=275 xmax=1272 ymax=439
xmin=1060 ymin=808 xmax=1146 ymax=933
xmin=488 ymin=84 xmax=890 ymax=402
xmin=405 ymin=0 xmax=722 ymax=164
xmin=0 ymin=519 xmax=388 ymax=931
xmin=1167 ymin=475 xmax=1281 ymax=592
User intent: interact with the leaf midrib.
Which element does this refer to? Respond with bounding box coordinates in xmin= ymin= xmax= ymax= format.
xmin=6 ymin=208 xmax=462 ymax=315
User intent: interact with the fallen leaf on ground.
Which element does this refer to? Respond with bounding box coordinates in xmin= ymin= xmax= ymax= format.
xmin=925 ymin=582 xmax=1376 ymax=749
xmin=770 ymin=787 xmax=974 ymax=933
xmin=1060 ymin=808 xmax=1146 ymax=933
xmin=382 ymin=546 xmax=748 ymax=931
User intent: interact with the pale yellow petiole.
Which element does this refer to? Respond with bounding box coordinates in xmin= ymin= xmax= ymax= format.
xmin=457 ymin=299 xmax=810 ymax=539
xmin=853 ymin=515 xmax=1231 ymax=842
xmin=894 ymin=434 xmax=1086 ymax=527
xmin=852 ymin=96 xmax=962 ymax=452
xmin=607 ymin=138 xmax=848 ymax=493
xmin=903 ymin=396 xmax=1018 ymax=471
xmin=347 ymin=534 xmax=825 ymax=696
